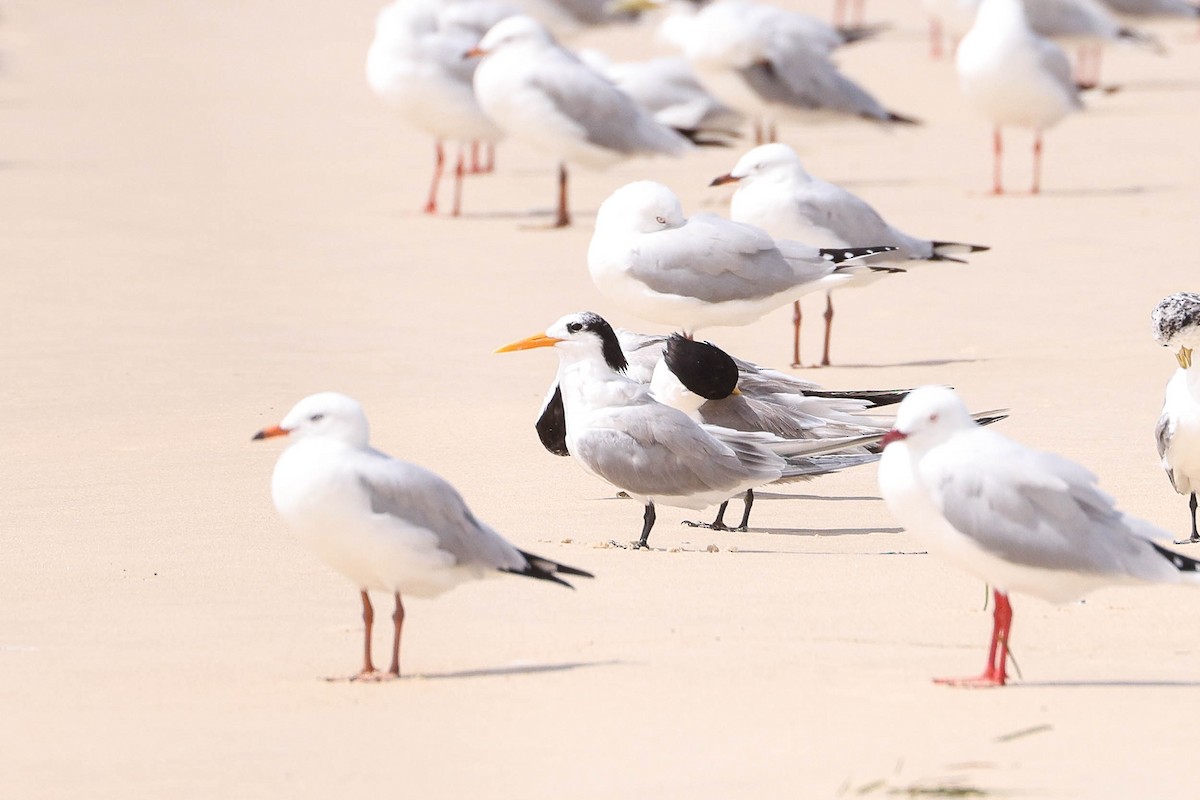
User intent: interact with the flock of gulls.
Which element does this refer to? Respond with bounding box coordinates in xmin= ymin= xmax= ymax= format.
xmin=256 ymin=0 xmax=1200 ymax=686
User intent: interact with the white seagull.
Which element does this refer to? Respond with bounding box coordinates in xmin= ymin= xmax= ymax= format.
xmin=254 ymin=392 xmax=591 ymax=679
xmin=1153 ymin=293 xmax=1200 ymax=544
xmin=366 ymin=0 xmax=510 ymax=215
xmin=712 ymin=143 xmax=989 ymax=367
xmin=587 ymin=180 xmax=899 ymax=334
xmin=956 ymin=0 xmax=1083 ymax=194
xmin=498 ymin=313 xmax=884 ymax=548
xmin=467 ymin=15 xmax=693 ymax=227
xmin=878 ymin=386 xmax=1200 ymax=686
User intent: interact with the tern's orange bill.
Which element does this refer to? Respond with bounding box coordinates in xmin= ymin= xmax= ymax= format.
xmin=252 ymin=424 xmax=289 ymax=441
xmin=495 ymin=333 xmax=562 ymax=353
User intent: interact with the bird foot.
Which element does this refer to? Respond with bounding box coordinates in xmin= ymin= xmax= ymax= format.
xmin=1173 ymin=536 xmax=1200 ymax=546
xmin=933 ymin=672 xmax=1006 ymax=688
xmin=340 ymin=669 xmax=400 ymax=683
xmin=681 ymin=520 xmax=746 ymax=532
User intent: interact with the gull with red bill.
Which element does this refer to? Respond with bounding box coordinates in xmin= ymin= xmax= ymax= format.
xmin=254 ymin=391 xmax=591 ymax=680
xmin=878 ymin=386 xmax=1200 ymax=687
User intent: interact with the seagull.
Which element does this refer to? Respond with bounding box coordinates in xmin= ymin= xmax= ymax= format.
xmin=1153 ymin=293 xmax=1200 ymax=545
xmin=643 ymin=0 xmax=917 ymax=142
xmin=1024 ymin=0 xmax=1163 ymax=86
xmin=366 ymin=0 xmax=510 ymax=215
xmin=1098 ymin=0 xmax=1200 ymax=18
xmin=497 ymin=312 xmax=884 ymax=548
xmin=956 ymin=0 xmax=1084 ymax=195
xmin=878 ymin=386 xmax=1200 ymax=686
xmin=254 ymin=391 xmax=592 ymax=679
xmin=712 ymin=143 xmax=989 ymax=367
xmin=467 ymin=15 xmax=693 ymax=227
xmin=587 ymin=180 xmax=900 ymax=335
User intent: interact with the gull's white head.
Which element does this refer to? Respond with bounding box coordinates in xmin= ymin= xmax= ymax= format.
xmin=1152 ymin=292 xmax=1200 ymax=370
xmin=472 ymin=14 xmax=555 ymax=56
xmin=881 ymin=386 xmax=976 ymax=451
xmin=711 ymin=143 xmax=810 ymax=187
xmin=496 ymin=311 xmax=630 ymax=373
xmin=594 ymin=181 xmax=686 ymax=236
xmin=254 ymin=392 xmax=371 ymax=449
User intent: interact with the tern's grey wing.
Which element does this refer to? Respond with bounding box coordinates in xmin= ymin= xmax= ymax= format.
xmin=699 ymin=395 xmax=828 ymax=438
xmin=630 ymin=215 xmax=826 ymax=303
xmin=359 ymin=455 xmax=526 ymax=571
xmin=931 ymin=440 xmax=1168 ymax=576
xmin=573 ymin=404 xmax=774 ymax=497
xmin=531 ymin=53 xmax=688 ymax=155
xmin=1155 ymin=410 xmax=1178 ymax=489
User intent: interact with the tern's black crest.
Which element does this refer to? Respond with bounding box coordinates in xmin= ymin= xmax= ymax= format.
xmin=819 ymin=245 xmax=898 ymax=264
xmin=573 ymin=312 xmax=628 ymax=373
xmin=1151 ymin=292 xmax=1200 ymax=345
xmin=536 ymin=384 xmax=571 ymax=457
xmin=664 ymin=335 xmax=740 ymax=400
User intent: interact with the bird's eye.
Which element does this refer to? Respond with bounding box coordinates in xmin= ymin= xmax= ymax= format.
xmin=655 ymin=215 xmax=666 ymax=224
xmin=567 ymin=322 xmax=583 ymax=333
xmin=928 ymin=413 xmax=939 ymax=423
xmin=310 ymin=413 xmax=325 ymax=422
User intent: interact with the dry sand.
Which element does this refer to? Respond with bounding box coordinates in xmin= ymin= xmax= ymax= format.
xmin=4 ymin=0 xmax=1200 ymax=796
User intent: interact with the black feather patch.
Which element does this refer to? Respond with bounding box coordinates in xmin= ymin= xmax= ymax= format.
xmin=820 ymin=246 xmax=898 ymax=263
xmin=501 ymin=548 xmax=595 ymax=589
xmin=536 ymin=384 xmax=570 ymax=457
xmin=1151 ymin=541 xmax=1200 ymax=573
xmin=664 ymin=334 xmax=739 ymax=400
xmin=576 ymin=312 xmax=628 ymax=373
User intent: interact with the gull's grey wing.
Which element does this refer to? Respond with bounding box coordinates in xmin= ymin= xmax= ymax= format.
xmin=739 ymin=46 xmax=892 ymax=120
xmin=359 ymin=454 xmax=527 ymax=572
xmin=530 ymin=51 xmax=688 ymax=156
xmin=931 ymin=438 xmax=1170 ymax=577
xmin=1036 ymin=37 xmax=1085 ymax=110
xmin=792 ymin=180 xmax=933 ymax=258
xmin=629 ymin=214 xmax=829 ymax=303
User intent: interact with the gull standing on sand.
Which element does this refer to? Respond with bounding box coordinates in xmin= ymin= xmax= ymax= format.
xmin=587 ymin=180 xmax=899 ymax=334
xmin=254 ymin=392 xmax=591 ymax=679
xmin=878 ymin=386 xmax=1200 ymax=686
xmin=1153 ymin=293 xmax=1200 ymax=544
xmin=654 ymin=0 xmax=918 ymax=143
xmin=366 ymin=0 xmax=510 ymax=216
xmin=712 ymin=143 xmax=988 ymax=367
xmin=467 ymin=15 xmax=692 ymax=227
xmin=498 ymin=313 xmax=882 ymax=548
xmin=956 ymin=0 xmax=1083 ymax=195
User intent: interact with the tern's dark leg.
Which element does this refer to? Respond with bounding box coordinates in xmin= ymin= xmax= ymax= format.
xmin=685 ymin=500 xmax=731 ymax=530
xmin=1181 ymin=493 xmax=1200 ymax=544
xmin=734 ymin=489 xmax=754 ymax=531
xmin=636 ymin=502 xmax=656 ymax=548
xmin=387 ymin=593 xmax=405 ymax=677
xmin=554 ymin=162 xmax=571 ymax=227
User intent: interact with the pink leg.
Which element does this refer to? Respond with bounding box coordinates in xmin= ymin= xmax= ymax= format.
xmin=930 ymin=18 xmax=943 ymax=60
xmin=935 ymin=589 xmax=1012 ymax=687
xmin=452 ymin=144 xmax=464 ymax=216
xmin=424 ymin=140 xmax=444 ymax=214
xmin=853 ymin=0 xmax=864 ymax=25
xmin=484 ymin=142 xmax=495 ymax=173
xmin=790 ymin=300 xmax=803 ymax=368
xmin=470 ymin=140 xmax=482 ymax=174
xmin=1031 ymin=131 xmax=1043 ymax=195
xmin=554 ymin=162 xmax=570 ymax=227
xmin=833 ymin=0 xmax=845 ymax=26
xmin=387 ymin=593 xmax=405 ymax=677
xmin=356 ymin=590 xmax=378 ymax=679
xmin=992 ymin=127 xmax=1004 ymax=195
xmin=820 ymin=292 xmax=834 ymax=367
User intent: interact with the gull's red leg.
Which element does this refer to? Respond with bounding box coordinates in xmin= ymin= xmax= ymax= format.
xmin=452 ymin=145 xmax=465 ymax=216
xmin=354 ymin=590 xmax=378 ymax=679
xmin=992 ymin=128 xmax=1004 ymax=195
xmin=935 ymin=589 xmax=1011 ymax=687
xmin=1031 ymin=131 xmax=1043 ymax=195
xmin=424 ymin=140 xmax=444 ymax=214
xmin=791 ymin=300 xmax=804 ymax=368
xmin=387 ymin=593 xmax=405 ymax=677
xmin=820 ymin=292 xmax=835 ymax=367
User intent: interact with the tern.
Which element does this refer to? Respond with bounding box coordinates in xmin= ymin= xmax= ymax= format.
xmin=878 ymin=386 xmax=1200 ymax=686
xmin=1153 ymin=293 xmax=1200 ymax=544
xmin=712 ymin=143 xmax=989 ymax=367
xmin=254 ymin=392 xmax=592 ymax=679
xmin=498 ymin=312 xmax=884 ymax=548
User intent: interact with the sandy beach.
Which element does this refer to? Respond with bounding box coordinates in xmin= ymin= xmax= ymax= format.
xmin=5 ymin=0 xmax=1200 ymax=796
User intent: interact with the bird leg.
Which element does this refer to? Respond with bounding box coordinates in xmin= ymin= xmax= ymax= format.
xmin=1176 ymin=492 xmax=1200 ymax=545
xmin=554 ymin=162 xmax=571 ymax=227
xmin=469 ymin=140 xmax=482 ymax=174
xmin=929 ymin=18 xmax=942 ymax=60
xmin=452 ymin=145 xmax=465 ymax=217
xmin=791 ymin=300 xmax=804 ymax=368
xmin=767 ymin=119 xmax=777 ymax=144
xmin=635 ymin=501 xmax=656 ymax=549
xmin=424 ymin=140 xmax=445 ymax=214
xmin=1031 ymin=132 xmax=1043 ymax=195
xmin=820 ymin=292 xmax=835 ymax=367
xmin=935 ymin=589 xmax=1012 ymax=687
xmin=734 ymin=488 xmax=753 ymax=530
xmin=484 ymin=142 xmax=495 ymax=173
xmin=992 ymin=128 xmax=1004 ymax=195
xmin=351 ymin=590 xmax=382 ymax=680
xmin=684 ymin=490 xmax=754 ymax=532
xmin=387 ymin=592 xmax=405 ymax=677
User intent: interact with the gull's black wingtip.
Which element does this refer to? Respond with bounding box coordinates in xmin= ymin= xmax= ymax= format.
xmin=506 ymin=549 xmax=594 ymax=589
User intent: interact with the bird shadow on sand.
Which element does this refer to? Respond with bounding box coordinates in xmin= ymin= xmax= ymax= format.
xmin=752 ymin=526 xmax=905 ymax=537
xmin=1011 ymin=678 xmax=1200 ymax=689
xmin=820 ymin=357 xmax=981 ymax=370
xmin=1035 ymin=184 xmax=1177 ymax=198
xmin=412 ymin=660 xmax=620 ymax=681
